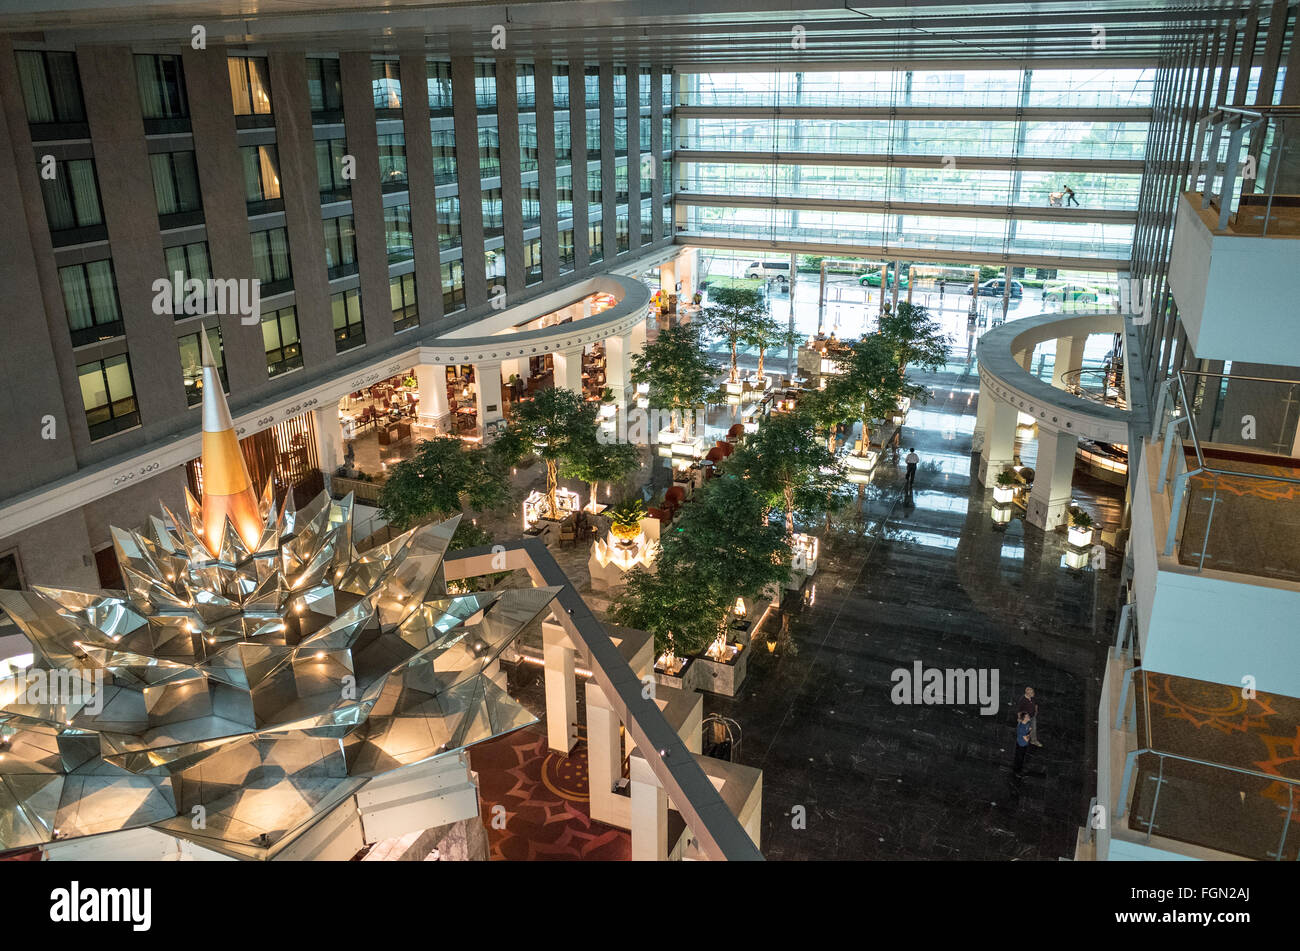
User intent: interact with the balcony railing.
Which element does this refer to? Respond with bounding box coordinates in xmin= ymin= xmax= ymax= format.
xmin=1191 ymin=105 xmax=1300 ymax=236
xmin=1114 ymin=666 xmax=1300 ymax=860
xmin=1153 ymin=369 xmax=1300 ymax=582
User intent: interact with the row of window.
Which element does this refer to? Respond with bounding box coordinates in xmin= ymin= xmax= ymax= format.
xmin=17 ymin=49 xmax=669 ymax=137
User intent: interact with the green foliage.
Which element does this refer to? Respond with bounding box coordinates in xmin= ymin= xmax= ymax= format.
xmin=629 ymin=324 xmax=720 ymax=419
xmin=823 ymin=336 xmax=922 ymax=449
xmin=728 ymin=410 xmax=848 ymax=534
xmin=606 ymin=497 xmax=648 ymax=533
xmin=704 ymin=276 xmax=763 ymax=294
xmin=744 ymin=311 xmax=801 ymax=380
xmin=613 ymin=475 xmax=790 ymax=656
xmin=377 ymin=437 xmax=512 ymax=531
xmin=878 ymin=302 xmax=952 ymax=376
xmin=494 ymin=387 xmax=601 ymax=518
xmin=560 ymin=438 xmax=640 ymax=508
xmin=1069 ymin=507 xmax=1094 ymax=529
xmin=995 ymin=469 xmax=1018 ymax=487
xmin=699 ymin=286 xmax=768 ymax=383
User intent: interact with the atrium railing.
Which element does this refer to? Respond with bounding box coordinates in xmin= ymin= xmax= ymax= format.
xmin=1061 ymin=368 xmax=1127 ymax=408
xmin=1152 ymin=369 xmax=1300 ymax=582
xmin=1192 ymin=105 xmax=1300 ymax=235
xmin=1114 ymin=667 xmax=1300 ymax=860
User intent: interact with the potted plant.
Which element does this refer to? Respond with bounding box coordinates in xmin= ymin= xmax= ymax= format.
xmin=1068 ymin=507 xmax=1094 ymax=546
xmin=402 ymin=374 xmax=417 ymax=389
xmin=607 ymin=498 xmax=647 ymax=542
xmin=993 ymin=469 xmax=1018 ymax=504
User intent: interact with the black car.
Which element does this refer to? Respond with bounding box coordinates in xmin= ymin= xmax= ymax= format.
xmin=971 ymin=278 xmax=1024 ymax=299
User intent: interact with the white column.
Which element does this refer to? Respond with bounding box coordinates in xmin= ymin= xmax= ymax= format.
xmin=1026 ymin=426 xmax=1078 ymax=530
xmin=629 ymin=752 xmax=668 ymax=861
xmin=977 ymin=392 xmax=1018 ymax=484
xmin=553 ymin=346 xmax=584 ymax=394
xmin=542 ymin=618 xmax=577 ymax=754
xmin=605 ymin=332 xmax=629 ymax=404
xmin=659 ymin=260 xmax=676 ymax=294
xmin=415 ymin=364 xmax=450 ymax=432
xmin=584 ymin=681 xmax=625 ymax=828
xmin=313 ymin=406 xmax=344 ymax=475
xmin=1051 ymin=335 xmax=1086 ymax=390
xmin=972 ymin=381 xmax=993 ymax=454
xmin=1015 ymin=348 xmax=1034 ymax=372
xmin=474 ymin=360 xmax=503 ymax=438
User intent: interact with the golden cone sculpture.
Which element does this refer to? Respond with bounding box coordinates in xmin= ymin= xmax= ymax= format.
xmin=198 ymin=326 xmax=262 ymax=554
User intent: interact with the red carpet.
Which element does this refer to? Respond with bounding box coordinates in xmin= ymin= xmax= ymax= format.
xmin=469 ymin=725 xmax=630 ymax=861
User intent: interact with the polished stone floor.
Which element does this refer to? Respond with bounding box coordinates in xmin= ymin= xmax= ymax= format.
xmin=703 ymin=352 xmax=1126 ymax=861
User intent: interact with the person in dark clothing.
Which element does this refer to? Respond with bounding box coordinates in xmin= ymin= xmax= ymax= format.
xmin=1013 ymin=713 xmax=1031 ymax=774
xmin=1064 ymin=185 xmax=1079 ymax=207
xmin=904 ymin=449 xmax=919 ymax=488
xmin=1016 ymin=686 xmax=1043 ymax=747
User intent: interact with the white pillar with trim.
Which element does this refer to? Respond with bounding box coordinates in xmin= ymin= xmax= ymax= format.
xmin=474 ymin=360 xmax=503 ymax=438
xmin=629 ymin=752 xmax=669 ymax=861
xmin=605 ymin=332 xmax=629 ymax=404
xmin=1051 ymin=335 xmax=1086 ymax=390
xmin=1026 ymin=426 xmax=1078 ymax=530
xmin=313 ymin=406 xmax=345 ymax=477
xmin=542 ymin=617 xmax=578 ymax=754
xmin=415 ymin=364 xmax=450 ymax=432
xmin=553 ymin=346 xmax=584 ymax=394
xmin=978 ymin=391 xmax=1018 ymax=485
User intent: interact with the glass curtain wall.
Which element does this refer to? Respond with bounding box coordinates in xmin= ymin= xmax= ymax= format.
xmin=677 ymin=67 xmax=1154 ymax=266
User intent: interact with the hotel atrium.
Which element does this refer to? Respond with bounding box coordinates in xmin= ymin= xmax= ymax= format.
xmin=0 ymin=0 xmax=1295 ymax=872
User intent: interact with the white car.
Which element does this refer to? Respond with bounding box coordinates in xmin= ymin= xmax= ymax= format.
xmin=744 ymin=260 xmax=790 ymax=285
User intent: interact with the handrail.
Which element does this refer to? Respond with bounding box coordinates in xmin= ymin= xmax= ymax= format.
xmin=1170 ymin=370 xmax=1300 ymax=483
xmin=1193 ymin=105 xmax=1296 ymax=235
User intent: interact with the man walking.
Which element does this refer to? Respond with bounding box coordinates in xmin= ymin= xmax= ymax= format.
xmin=1064 ymin=185 xmax=1079 ymax=207
xmin=1013 ymin=712 xmax=1031 ymax=774
xmin=904 ymin=448 xmax=919 ymax=488
xmin=1017 ymin=686 xmax=1043 ymax=747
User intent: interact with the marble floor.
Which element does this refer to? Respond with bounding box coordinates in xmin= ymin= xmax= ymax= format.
xmin=701 ymin=354 xmax=1127 ymax=860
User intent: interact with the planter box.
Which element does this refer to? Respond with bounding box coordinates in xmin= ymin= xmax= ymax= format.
xmin=993 ymin=484 xmax=1016 ymax=504
xmin=692 ymin=645 xmax=749 ymax=697
xmin=654 ymin=656 xmax=694 ymax=692
xmin=1068 ymin=525 xmax=1094 ymax=547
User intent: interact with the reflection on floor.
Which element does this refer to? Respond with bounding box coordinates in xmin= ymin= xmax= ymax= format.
xmin=1180 ymin=454 xmax=1300 ymax=582
xmin=701 ymin=355 xmax=1125 ymax=860
xmin=468 ymin=724 xmax=630 ymax=861
xmin=1128 ymin=671 xmax=1300 ymax=859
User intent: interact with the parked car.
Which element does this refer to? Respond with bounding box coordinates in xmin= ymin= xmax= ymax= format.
xmin=744 ymin=260 xmax=790 ymax=285
xmin=858 ymin=269 xmax=908 ymax=288
xmin=971 ymin=278 xmax=1024 ymax=299
xmin=1044 ymin=281 xmax=1101 ymax=304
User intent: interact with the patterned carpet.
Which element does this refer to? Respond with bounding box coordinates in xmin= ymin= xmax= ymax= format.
xmin=468 ymin=725 xmax=631 ymax=861
xmin=1129 ymin=672 xmax=1300 ymax=858
xmin=1181 ymin=456 xmax=1300 ymax=581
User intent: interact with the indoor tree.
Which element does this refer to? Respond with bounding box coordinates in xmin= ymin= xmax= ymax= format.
xmin=614 ymin=475 xmax=789 ymax=659
xmin=493 ymin=386 xmax=598 ymax=519
xmin=560 ymin=437 xmax=641 ymax=512
xmin=376 ymin=436 xmax=513 ymax=531
xmin=699 ymin=284 xmax=766 ymax=384
xmin=629 ymin=323 xmax=720 ymax=437
xmin=824 ymin=335 xmax=920 ymax=457
xmin=745 ymin=311 xmax=802 ymax=385
xmin=728 ymin=409 xmax=848 ymax=535
xmin=878 ymin=301 xmax=952 ymax=379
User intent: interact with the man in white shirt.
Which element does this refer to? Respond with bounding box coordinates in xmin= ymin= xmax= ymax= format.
xmin=904 ymin=449 xmax=919 ymax=488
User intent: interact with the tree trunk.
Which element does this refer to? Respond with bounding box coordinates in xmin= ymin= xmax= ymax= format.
xmin=757 ymin=346 xmax=766 ymax=382
xmin=590 ymin=480 xmax=599 ymax=512
xmin=730 ymin=339 xmax=739 ymax=383
xmin=546 ymin=458 xmax=559 ymax=518
xmin=784 ymin=485 xmax=795 ymax=536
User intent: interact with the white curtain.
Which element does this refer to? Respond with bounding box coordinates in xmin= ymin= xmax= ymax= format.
xmin=60 ymin=268 xmax=92 ymax=331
